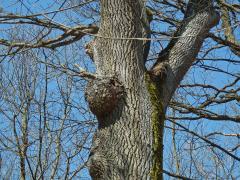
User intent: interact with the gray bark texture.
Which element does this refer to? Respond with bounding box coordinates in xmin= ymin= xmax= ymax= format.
xmin=85 ymin=0 xmax=220 ymax=179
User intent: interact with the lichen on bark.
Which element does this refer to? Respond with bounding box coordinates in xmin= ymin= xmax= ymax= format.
xmin=144 ymin=73 xmax=165 ymax=180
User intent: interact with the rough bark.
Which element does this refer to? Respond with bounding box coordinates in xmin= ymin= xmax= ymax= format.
xmin=152 ymin=0 xmax=220 ymax=108
xmin=85 ymin=0 xmax=219 ymax=179
xmin=86 ymin=1 xmax=153 ymax=179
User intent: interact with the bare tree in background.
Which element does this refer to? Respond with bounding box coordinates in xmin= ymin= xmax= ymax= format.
xmin=0 ymin=0 xmax=239 ymax=179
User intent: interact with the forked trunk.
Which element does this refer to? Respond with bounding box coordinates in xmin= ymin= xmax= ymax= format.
xmin=85 ymin=0 xmax=219 ymax=179
xmin=85 ymin=1 xmax=163 ymax=179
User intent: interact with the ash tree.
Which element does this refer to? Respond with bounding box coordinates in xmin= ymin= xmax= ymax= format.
xmin=0 ymin=0 xmax=240 ymax=179
xmin=85 ymin=0 xmax=219 ymax=179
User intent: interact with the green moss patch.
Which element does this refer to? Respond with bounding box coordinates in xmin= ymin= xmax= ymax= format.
xmin=145 ymin=73 xmax=165 ymax=180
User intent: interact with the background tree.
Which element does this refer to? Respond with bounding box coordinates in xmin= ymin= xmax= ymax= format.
xmin=0 ymin=0 xmax=239 ymax=179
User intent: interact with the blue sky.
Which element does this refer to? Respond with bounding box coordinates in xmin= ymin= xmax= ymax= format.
xmin=0 ymin=0 xmax=240 ymax=179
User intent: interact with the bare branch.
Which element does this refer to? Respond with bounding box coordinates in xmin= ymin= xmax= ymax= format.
xmin=167 ymin=118 xmax=240 ymax=162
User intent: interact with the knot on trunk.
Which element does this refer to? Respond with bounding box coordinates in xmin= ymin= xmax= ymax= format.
xmin=85 ymin=77 xmax=124 ymax=118
xmin=88 ymin=154 xmax=106 ymax=179
xmin=87 ymin=132 xmax=109 ymax=179
xmin=149 ymin=62 xmax=169 ymax=82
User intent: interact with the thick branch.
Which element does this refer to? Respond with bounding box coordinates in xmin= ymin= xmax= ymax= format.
xmin=152 ymin=0 xmax=220 ymax=107
xmin=217 ymin=0 xmax=240 ymax=56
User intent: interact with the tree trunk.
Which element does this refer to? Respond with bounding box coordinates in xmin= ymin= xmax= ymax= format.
xmin=86 ymin=1 xmax=154 ymax=179
xmin=86 ymin=0 xmax=219 ymax=179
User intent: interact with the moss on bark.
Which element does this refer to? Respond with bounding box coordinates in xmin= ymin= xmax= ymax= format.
xmin=145 ymin=73 xmax=165 ymax=180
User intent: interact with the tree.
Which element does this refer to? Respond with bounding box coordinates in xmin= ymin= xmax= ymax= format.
xmin=0 ymin=0 xmax=239 ymax=179
xmin=84 ymin=0 xmax=220 ymax=179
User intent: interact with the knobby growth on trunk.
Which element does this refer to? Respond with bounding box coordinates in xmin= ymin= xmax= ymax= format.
xmin=84 ymin=0 xmax=220 ymax=179
xmin=1 ymin=0 xmax=240 ymax=178
xmin=1 ymin=0 xmax=240 ymax=179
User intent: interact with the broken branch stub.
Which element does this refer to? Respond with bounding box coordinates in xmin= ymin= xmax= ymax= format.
xmin=149 ymin=62 xmax=169 ymax=82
